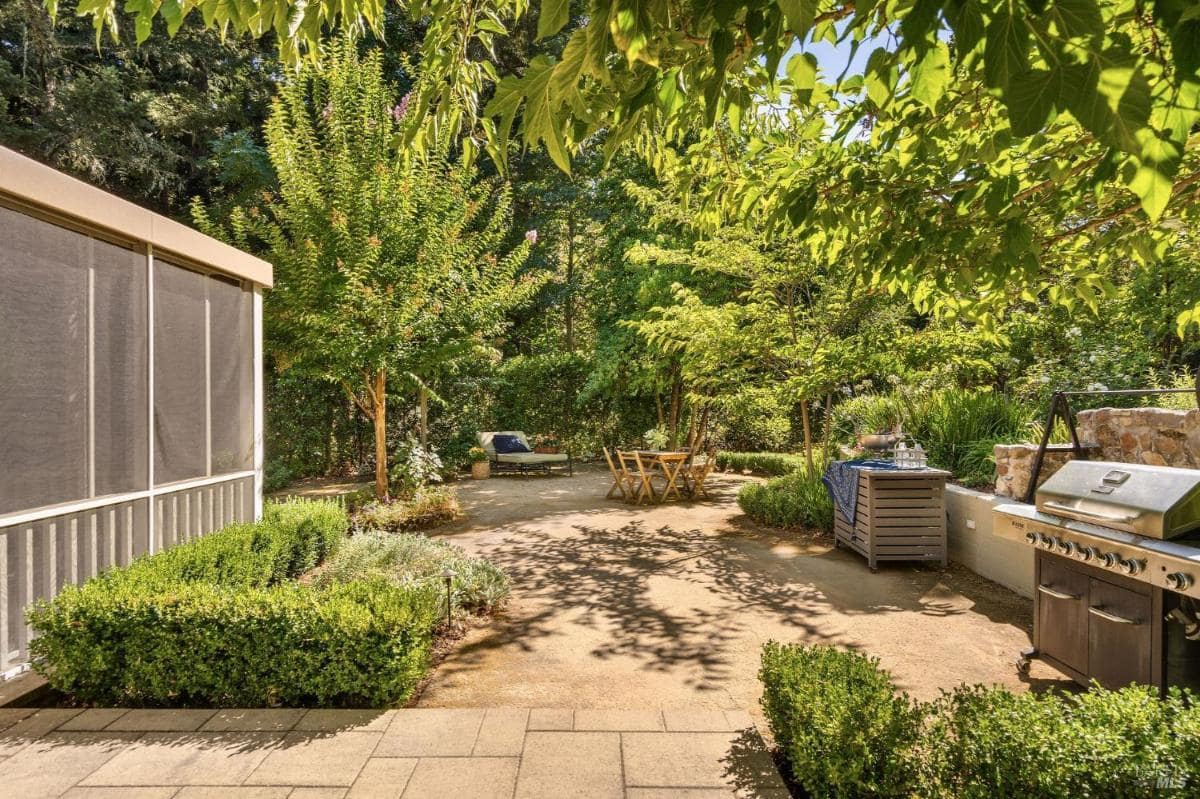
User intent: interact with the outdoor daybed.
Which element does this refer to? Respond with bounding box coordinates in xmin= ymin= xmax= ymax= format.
xmin=478 ymin=431 xmax=573 ymax=476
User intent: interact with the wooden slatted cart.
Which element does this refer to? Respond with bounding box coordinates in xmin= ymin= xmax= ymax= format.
xmin=833 ymin=466 xmax=950 ymax=571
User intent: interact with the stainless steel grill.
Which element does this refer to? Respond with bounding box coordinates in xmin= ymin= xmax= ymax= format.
xmin=994 ymin=460 xmax=1200 ymax=691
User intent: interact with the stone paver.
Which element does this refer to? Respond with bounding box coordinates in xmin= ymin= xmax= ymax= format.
xmin=622 ymin=731 xmax=787 ymax=797
xmin=0 ymin=708 xmax=788 ymax=797
xmin=526 ymin=709 xmax=572 ymax=731
xmin=59 ymin=709 xmax=130 ymax=732
xmin=245 ymin=731 xmax=382 ymax=787
xmin=472 ymin=708 xmax=529 ymax=756
xmin=374 ymin=708 xmax=484 ymax=757
xmin=346 ymin=757 xmax=418 ymax=798
xmin=574 ymin=708 xmax=665 ymax=731
xmin=107 ymin=709 xmax=217 ymax=732
xmin=61 ymin=788 xmax=179 ymax=799
xmin=3 ymin=732 xmax=142 ymax=798
xmin=202 ymin=709 xmax=306 ymax=733
xmin=83 ymin=732 xmax=281 ymax=786
xmin=402 ymin=757 xmax=519 ymax=799
xmin=515 ymin=731 xmax=624 ymax=799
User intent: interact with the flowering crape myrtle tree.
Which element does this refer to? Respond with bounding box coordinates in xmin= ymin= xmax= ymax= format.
xmin=195 ymin=40 xmax=537 ymax=499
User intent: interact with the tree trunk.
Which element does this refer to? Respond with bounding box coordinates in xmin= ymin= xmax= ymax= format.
xmin=565 ymin=210 xmax=576 ymax=352
xmin=418 ymin=385 xmax=429 ymax=448
xmin=821 ymin=392 xmax=832 ymax=459
xmin=801 ymin=400 xmax=814 ymax=473
xmin=668 ymin=373 xmax=682 ymax=449
xmin=372 ymin=369 xmax=388 ymax=500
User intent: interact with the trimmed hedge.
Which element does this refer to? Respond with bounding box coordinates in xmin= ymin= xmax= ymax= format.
xmin=28 ymin=499 xmax=441 ymax=707
xmin=760 ymin=642 xmax=921 ymax=798
xmin=717 ymin=451 xmax=809 ymax=476
xmin=760 ymin=642 xmax=1200 ymax=799
xmin=738 ymin=468 xmax=834 ymax=532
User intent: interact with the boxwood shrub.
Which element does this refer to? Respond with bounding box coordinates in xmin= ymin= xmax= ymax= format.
xmin=738 ymin=468 xmax=835 ymax=532
xmin=717 ymin=451 xmax=809 ymax=476
xmin=760 ymin=642 xmax=1200 ymax=799
xmin=28 ymin=499 xmax=441 ymax=707
xmin=760 ymin=642 xmax=922 ymax=799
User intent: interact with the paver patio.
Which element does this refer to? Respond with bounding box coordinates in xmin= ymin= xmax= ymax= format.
xmin=0 ymin=707 xmax=787 ymax=798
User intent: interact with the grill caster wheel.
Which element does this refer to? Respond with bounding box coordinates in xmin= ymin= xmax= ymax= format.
xmin=1015 ymin=646 xmax=1038 ymax=675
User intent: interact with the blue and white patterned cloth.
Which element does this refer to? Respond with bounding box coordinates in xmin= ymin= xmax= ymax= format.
xmin=822 ymin=460 xmax=899 ymax=525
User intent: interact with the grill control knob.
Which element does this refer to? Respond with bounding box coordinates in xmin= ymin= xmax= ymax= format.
xmin=1120 ymin=558 xmax=1147 ymax=576
xmin=1060 ymin=541 xmax=1081 ymax=557
xmin=1101 ymin=552 xmax=1123 ymax=569
xmin=1051 ymin=537 xmax=1066 ymax=552
xmin=1165 ymin=572 xmax=1194 ymax=591
xmin=1024 ymin=532 xmax=1038 ymax=545
xmin=1038 ymin=533 xmax=1055 ymax=549
xmin=1078 ymin=546 xmax=1100 ymax=562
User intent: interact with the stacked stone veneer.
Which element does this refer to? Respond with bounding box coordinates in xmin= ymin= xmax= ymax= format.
xmin=994 ymin=407 xmax=1200 ymax=499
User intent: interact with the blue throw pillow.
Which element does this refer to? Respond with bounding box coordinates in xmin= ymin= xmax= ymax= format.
xmin=492 ymin=434 xmax=531 ymax=454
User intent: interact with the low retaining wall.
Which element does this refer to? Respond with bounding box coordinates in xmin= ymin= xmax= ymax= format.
xmin=945 ymin=484 xmax=1033 ymax=598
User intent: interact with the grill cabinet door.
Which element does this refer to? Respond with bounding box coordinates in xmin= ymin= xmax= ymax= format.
xmin=1036 ymin=555 xmax=1089 ymax=676
xmin=1087 ymin=578 xmax=1153 ymax=689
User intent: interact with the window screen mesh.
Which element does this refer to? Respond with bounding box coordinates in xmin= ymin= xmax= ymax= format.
xmin=153 ymin=260 xmax=208 ymax=484
xmin=209 ymin=277 xmax=253 ymax=473
xmin=93 ymin=238 xmax=148 ymax=496
xmin=0 ymin=207 xmax=89 ymax=514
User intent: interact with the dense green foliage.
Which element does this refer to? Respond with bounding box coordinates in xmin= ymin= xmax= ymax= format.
xmin=317 ymin=530 xmax=511 ymax=615
xmin=760 ymin=642 xmax=922 ymax=798
xmin=717 ymin=451 xmax=811 ymax=476
xmin=27 ymin=500 xmax=444 ymax=707
xmin=760 ymin=643 xmax=1200 ymax=799
xmin=738 ymin=467 xmax=835 ymax=531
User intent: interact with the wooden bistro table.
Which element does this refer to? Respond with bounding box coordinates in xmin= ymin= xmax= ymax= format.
xmin=631 ymin=450 xmax=691 ymax=503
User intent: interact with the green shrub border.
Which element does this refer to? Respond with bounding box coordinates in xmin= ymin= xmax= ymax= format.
xmin=760 ymin=642 xmax=1200 ymax=799
xmin=27 ymin=499 xmax=441 ymax=707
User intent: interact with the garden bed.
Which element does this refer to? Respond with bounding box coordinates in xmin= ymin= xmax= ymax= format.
xmin=26 ymin=498 xmax=508 ymax=708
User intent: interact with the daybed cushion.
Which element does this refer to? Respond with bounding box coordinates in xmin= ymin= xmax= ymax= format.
xmin=478 ymin=431 xmax=532 ymax=456
xmin=493 ymin=434 xmax=532 ymax=454
xmin=496 ymin=452 xmax=569 ymax=464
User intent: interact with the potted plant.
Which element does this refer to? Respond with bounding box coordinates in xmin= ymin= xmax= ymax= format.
xmin=533 ymin=435 xmax=560 ymax=454
xmin=468 ymin=446 xmax=491 ymax=479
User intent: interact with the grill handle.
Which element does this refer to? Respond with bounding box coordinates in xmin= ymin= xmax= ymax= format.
xmin=1088 ymin=606 xmax=1141 ymax=625
xmin=1042 ymin=501 xmax=1140 ymax=524
xmin=1037 ymin=584 xmax=1080 ymax=601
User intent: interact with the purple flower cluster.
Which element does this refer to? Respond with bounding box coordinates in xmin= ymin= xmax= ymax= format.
xmin=525 ymin=229 xmax=538 ymax=245
xmin=392 ymin=92 xmax=413 ymax=123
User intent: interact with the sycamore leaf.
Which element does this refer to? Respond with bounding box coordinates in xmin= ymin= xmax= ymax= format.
xmin=786 ymin=51 xmax=817 ymax=91
xmin=909 ymin=41 xmax=949 ymax=110
xmin=776 ymin=0 xmax=816 ymax=38
xmin=537 ymin=0 xmax=569 ymax=40
xmin=1006 ymin=67 xmax=1063 ymax=136
xmin=1127 ymin=131 xmax=1182 ymax=220
xmin=1048 ymin=0 xmax=1104 ymax=39
xmin=984 ymin=8 xmax=1029 ymax=90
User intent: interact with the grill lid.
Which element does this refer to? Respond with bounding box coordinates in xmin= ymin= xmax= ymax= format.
xmin=1036 ymin=460 xmax=1200 ymax=539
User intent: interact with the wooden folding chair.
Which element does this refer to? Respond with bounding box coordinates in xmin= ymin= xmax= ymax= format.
xmin=603 ymin=447 xmax=629 ymax=501
xmin=618 ymin=450 xmax=658 ymax=505
xmin=687 ymin=447 xmax=717 ymax=499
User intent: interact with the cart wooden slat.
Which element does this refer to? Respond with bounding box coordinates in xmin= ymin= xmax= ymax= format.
xmin=833 ymin=466 xmax=950 ymax=571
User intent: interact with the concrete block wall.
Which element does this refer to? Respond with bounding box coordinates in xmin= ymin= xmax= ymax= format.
xmin=944 ymin=484 xmax=1033 ymax=598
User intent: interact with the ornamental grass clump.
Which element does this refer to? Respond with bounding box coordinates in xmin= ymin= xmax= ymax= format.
xmin=317 ymin=530 xmax=510 ymax=616
xmin=351 ymin=484 xmax=462 ymax=532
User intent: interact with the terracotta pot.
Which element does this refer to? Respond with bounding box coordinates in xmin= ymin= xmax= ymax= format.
xmin=470 ymin=461 xmax=490 ymax=480
xmin=534 ymin=445 xmax=559 ymax=454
